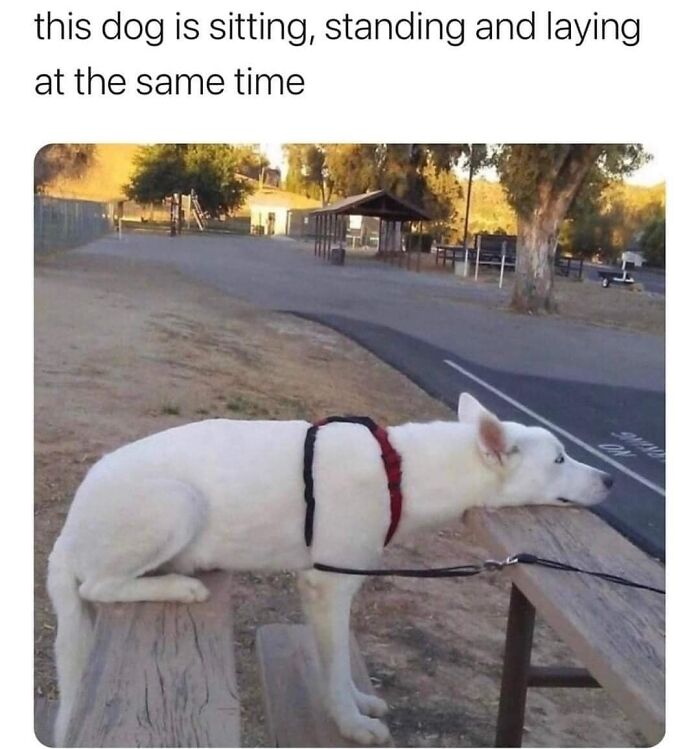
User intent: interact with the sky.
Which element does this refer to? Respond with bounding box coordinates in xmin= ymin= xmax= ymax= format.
xmin=260 ymin=143 xmax=664 ymax=186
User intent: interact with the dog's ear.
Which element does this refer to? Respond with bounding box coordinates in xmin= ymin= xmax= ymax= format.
xmin=458 ymin=393 xmax=487 ymax=424
xmin=476 ymin=412 xmax=509 ymax=467
xmin=459 ymin=393 xmax=512 ymax=466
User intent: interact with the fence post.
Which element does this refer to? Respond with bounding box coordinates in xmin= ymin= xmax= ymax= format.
xmin=499 ymin=241 xmax=507 ymax=288
xmin=474 ymin=234 xmax=482 ymax=281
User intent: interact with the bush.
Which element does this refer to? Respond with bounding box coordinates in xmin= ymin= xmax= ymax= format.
xmin=639 ymin=216 xmax=665 ymax=268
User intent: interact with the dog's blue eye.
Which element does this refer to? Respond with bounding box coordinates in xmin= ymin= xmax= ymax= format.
xmin=554 ymin=455 xmax=565 ymax=464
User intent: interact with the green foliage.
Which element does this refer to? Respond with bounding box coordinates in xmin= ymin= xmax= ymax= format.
xmin=559 ymin=182 xmax=665 ymax=261
xmin=450 ymin=179 xmax=517 ymax=242
xmin=283 ymin=143 xmax=661 ymax=276
xmin=325 ymin=144 xmax=379 ymax=199
xmin=282 ymin=143 xmax=476 ymax=221
xmin=283 ymin=144 xmax=329 ymax=202
xmin=639 ymin=214 xmax=665 ymax=267
xmin=493 ymin=144 xmax=649 ymax=216
xmin=125 ymin=144 xmax=263 ymax=215
xmin=34 ymin=144 xmax=96 ymax=193
xmin=420 ymin=160 xmax=463 ymax=239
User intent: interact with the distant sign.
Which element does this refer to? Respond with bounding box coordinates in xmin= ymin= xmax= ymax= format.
xmin=348 ymin=215 xmax=363 ymax=230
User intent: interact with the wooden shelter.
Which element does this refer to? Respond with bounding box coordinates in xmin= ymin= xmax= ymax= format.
xmin=310 ymin=190 xmax=432 ymax=270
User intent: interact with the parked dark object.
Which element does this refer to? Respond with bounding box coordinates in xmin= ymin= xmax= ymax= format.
xmin=330 ymin=247 xmax=345 ymax=266
xmin=598 ymin=258 xmax=635 ymax=288
xmin=410 ymin=232 xmax=434 ymax=253
xmin=472 ymin=234 xmax=517 ymax=268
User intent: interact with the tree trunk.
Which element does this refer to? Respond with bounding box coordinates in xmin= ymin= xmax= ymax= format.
xmin=511 ymin=211 xmax=561 ymax=313
xmin=462 ymin=153 xmax=475 ymax=252
xmin=511 ymin=145 xmax=602 ymax=313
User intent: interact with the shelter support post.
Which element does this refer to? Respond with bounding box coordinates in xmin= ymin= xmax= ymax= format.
xmin=318 ymin=214 xmax=326 ymax=257
xmin=416 ymin=220 xmax=423 ymax=272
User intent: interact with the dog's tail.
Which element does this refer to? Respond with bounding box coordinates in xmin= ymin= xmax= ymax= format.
xmin=47 ymin=538 xmax=93 ymax=746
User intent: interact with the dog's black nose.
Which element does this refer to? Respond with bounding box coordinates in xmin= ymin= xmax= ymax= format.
xmin=602 ymin=473 xmax=614 ymax=489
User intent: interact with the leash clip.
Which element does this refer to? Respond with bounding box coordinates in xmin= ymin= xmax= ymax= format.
xmin=483 ymin=555 xmax=520 ymax=571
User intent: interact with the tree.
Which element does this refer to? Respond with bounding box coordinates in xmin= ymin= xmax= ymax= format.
xmin=283 ymin=144 xmax=339 ymax=204
xmin=639 ymin=214 xmax=665 ymax=267
xmin=283 ymin=143 xmax=475 ymax=230
xmin=558 ymin=180 xmax=664 ymax=262
xmin=34 ymin=144 xmax=96 ymax=193
xmin=125 ymin=144 xmax=263 ymax=215
xmin=421 ymin=160 xmax=463 ymax=241
xmin=456 ymin=144 xmax=489 ymax=249
xmin=493 ymin=145 xmax=649 ymax=313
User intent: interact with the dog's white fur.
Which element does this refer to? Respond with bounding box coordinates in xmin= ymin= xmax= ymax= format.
xmin=48 ymin=393 xmax=611 ymax=745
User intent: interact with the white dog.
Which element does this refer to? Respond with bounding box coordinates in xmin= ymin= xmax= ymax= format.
xmin=48 ymin=393 xmax=612 ymax=745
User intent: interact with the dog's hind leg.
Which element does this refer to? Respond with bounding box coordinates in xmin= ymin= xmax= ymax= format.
xmin=76 ymin=478 xmax=210 ymax=604
xmin=298 ymin=570 xmax=390 ymax=745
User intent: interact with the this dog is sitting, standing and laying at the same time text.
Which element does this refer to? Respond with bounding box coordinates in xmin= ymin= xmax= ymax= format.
xmin=48 ymin=392 xmax=613 ymax=745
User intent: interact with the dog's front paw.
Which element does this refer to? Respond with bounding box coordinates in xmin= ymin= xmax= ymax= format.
xmin=354 ymin=690 xmax=389 ymax=718
xmin=337 ymin=713 xmax=390 ymax=745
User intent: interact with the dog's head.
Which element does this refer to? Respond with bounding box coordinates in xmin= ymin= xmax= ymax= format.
xmin=458 ymin=393 xmax=613 ymax=508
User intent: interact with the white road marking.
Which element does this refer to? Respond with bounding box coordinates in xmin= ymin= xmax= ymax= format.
xmin=444 ymin=359 xmax=666 ymax=497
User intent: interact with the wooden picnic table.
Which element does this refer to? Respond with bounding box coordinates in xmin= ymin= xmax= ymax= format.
xmin=468 ymin=506 xmax=664 ymax=746
xmin=434 ymin=244 xmax=466 ymax=267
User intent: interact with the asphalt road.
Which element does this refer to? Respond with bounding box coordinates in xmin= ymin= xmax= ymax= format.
xmin=77 ymin=233 xmax=666 ymax=559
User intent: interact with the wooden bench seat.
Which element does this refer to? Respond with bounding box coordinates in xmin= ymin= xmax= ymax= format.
xmin=256 ymin=624 xmax=392 ymax=747
xmin=64 ymin=571 xmax=240 ymax=747
xmin=468 ymin=506 xmax=665 ymax=746
xmin=35 ymin=695 xmax=58 ymax=746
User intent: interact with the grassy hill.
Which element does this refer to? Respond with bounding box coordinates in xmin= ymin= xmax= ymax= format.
xmin=42 ymin=144 xmax=140 ymax=201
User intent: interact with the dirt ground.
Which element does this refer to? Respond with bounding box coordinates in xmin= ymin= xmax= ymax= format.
xmin=359 ymin=252 xmax=664 ymax=336
xmin=35 ymin=251 xmax=644 ymax=747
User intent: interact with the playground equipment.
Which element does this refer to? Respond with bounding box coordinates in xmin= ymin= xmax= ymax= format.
xmin=168 ymin=191 xmax=207 ymax=236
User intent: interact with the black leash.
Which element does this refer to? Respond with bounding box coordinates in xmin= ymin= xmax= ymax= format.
xmin=313 ymin=552 xmax=665 ymax=595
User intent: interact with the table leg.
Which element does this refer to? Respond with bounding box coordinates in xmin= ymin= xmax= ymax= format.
xmin=495 ymin=585 xmax=536 ymax=747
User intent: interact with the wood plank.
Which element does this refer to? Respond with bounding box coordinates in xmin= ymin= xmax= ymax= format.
xmin=468 ymin=507 xmax=665 ymax=744
xmin=66 ymin=572 xmax=240 ymax=747
xmin=256 ymin=624 xmax=392 ymax=748
xmin=35 ymin=696 xmax=58 ymax=746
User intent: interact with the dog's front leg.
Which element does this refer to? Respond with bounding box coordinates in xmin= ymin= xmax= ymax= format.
xmin=298 ymin=570 xmax=390 ymax=745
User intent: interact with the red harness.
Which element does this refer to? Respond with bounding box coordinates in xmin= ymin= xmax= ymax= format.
xmin=302 ymin=416 xmax=403 ymax=547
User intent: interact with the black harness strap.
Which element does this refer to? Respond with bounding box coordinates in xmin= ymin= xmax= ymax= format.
xmin=303 ymin=415 xmax=401 ymax=548
xmin=302 ymin=423 xmax=322 ymax=547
